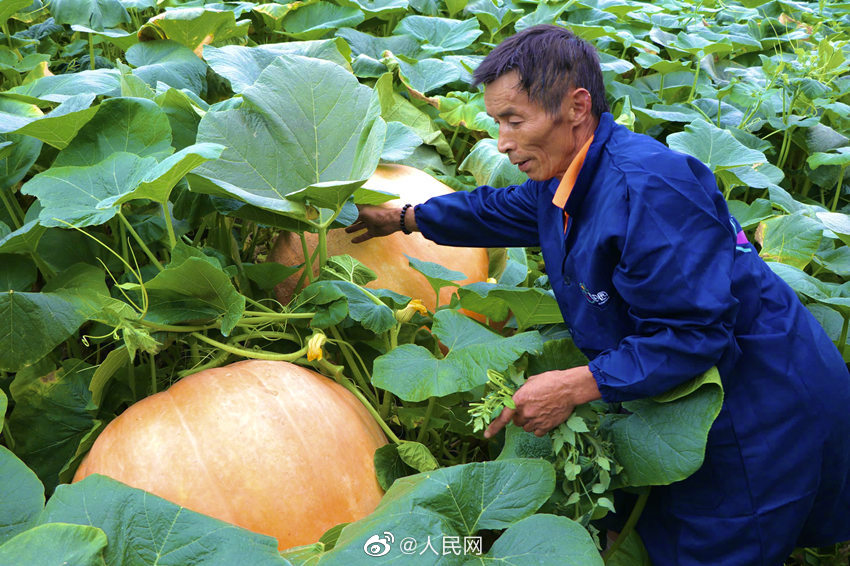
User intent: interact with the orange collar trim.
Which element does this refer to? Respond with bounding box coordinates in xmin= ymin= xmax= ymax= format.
xmin=551 ymin=135 xmax=594 ymax=209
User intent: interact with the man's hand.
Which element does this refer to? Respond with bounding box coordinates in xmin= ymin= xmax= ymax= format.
xmin=345 ymin=205 xmax=412 ymax=243
xmin=484 ymin=365 xmax=602 ymax=438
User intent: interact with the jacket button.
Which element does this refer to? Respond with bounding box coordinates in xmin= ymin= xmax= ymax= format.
xmin=564 ymin=276 xmax=572 ymax=286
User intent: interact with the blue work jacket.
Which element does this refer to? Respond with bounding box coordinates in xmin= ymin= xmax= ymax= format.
xmin=414 ymin=112 xmax=850 ymax=564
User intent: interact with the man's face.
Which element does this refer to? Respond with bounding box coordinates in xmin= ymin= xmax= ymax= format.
xmin=484 ymin=71 xmax=579 ymax=182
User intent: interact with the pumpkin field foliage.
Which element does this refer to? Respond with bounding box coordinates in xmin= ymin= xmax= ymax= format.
xmin=0 ymin=0 xmax=848 ymax=563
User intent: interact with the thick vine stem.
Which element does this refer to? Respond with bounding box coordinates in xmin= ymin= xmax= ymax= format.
xmin=162 ymin=202 xmax=177 ymax=249
xmin=602 ymin=487 xmax=650 ymax=563
xmin=138 ymin=320 xmax=219 ymax=333
xmin=313 ymin=357 xmax=401 ymax=444
xmin=178 ymin=348 xmax=232 ymax=378
xmin=191 ymin=332 xmax=308 ymax=361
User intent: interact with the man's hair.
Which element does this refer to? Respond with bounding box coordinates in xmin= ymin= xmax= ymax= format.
xmin=472 ymin=24 xmax=609 ymax=118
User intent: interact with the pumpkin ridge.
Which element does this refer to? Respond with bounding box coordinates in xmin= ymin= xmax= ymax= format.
xmin=165 ymin=389 xmax=240 ymax=524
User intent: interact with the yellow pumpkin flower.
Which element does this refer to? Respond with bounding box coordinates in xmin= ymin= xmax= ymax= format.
xmin=394 ymin=298 xmax=428 ymax=323
xmin=306 ymin=332 xmax=327 ymax=361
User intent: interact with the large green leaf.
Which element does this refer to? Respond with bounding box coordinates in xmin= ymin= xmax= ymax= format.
xmin=768 ymin=262 xmax=850 ymax=318
xmin=318 ymin=459 xmax=555 ymax=565
xmin=281 ymin=2 xmax=365 ymax=41
xmin=458 ymin=283 xmax=564 ymax=330
xmin=41 ymin=475 xmax=291 ymax=566
xmin=299 ymin=280 xmax=402 ymax=333
xmin=49 ymin=0 xmax=129 ymax=29
xmin=372 ymin=310 xmax=543 ymax=401
xmin=23 ymin=145 xmax=221 ymax=227
xmin=0 ymin=94 xmax=99 ymax=149
xmin=53 ymin=96 xmax=173 ymax=167
xmin=124 ymin=252 xmax=245 ymax=335
xmin=467 ymin=0 xmax=523 ymax=39
xmin=0 ymin=523 xmax=107 ymax=566
xmin=667 ymin=119 xmax=767 ymax=171
xmin=0 ymin=445 xmax=44 ymax=545
xmin=0 ymin=0 xmax=32 ymax=26
xmin=0 ymin=290 xmax=89 ymax=372
xmin=139 ymin=7 xmax=250 ymax=53
xmin=22 ymin=152 xmax=152 ymax=227
xmin=460 ymin=139 xmax=528 ymax=188
xmin=392 ymin=55 xmax=461 ymax=95
xmin=126 ymin=40 xmax=208 ymax=95
xmin=757 ymin=213 xmax=823 ymax=269
xmin=7 ymin=359 xmax=100 ymax=494
xmin=8 ymin=69 xmax=122 ymax=103
xmin=406 ymin=254 xmax=465 ymax=306
xmin=374 ymin=73 xmax=452 ymax=157
xmin=394 ymin=15 xmax=482 ymax=55
xmin=337 ymin=0 xmax=408 ymax=19
xmin=807 ymin=147 xmax=850 ymax=169
xmin=465 ymin=514 xmax=603 ymax=566
xmin=610 ymin=367 xmax=724 ymax=487
xmin=203 ymin=40 xmax=351 ymax=93
xmin=194 ymin=55 xmax=385 ymax=218
xmin=0 ymin=218 xmax=45 ymax=255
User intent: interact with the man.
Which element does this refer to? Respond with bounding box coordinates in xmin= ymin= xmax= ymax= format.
xmin=346 ymin=25 xmax=850 ymax=565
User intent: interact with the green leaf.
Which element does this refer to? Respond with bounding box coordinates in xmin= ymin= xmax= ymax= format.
xmin=22 ymin=153 xmax=149 ymax=226
xmin=460 ymin=139 xmax=528 ymax=188
xmin=610 ymin=367 xmax=724 ymax=487
xmin=0 ymin=218 xmax=46 ymax=255
xmin=726 ymin=198 xmax=773 ymax=230
xmin=0 ymin=523 xmax=107 ymax=566
xmin=467 ymin=0 xmax=523 ymax=38
xmin=204 ymin=40 xmax=351 ymax=94
xmin=49 ymin=0 xmax=129 ymax=29
xmin=126 ymin=40 xmax=208 ymax=95
xmin=0 ymin=290 xmax=89 ymax=372
xmin=604 ymin=528 xmax=652 ymax=566
xmin=397 ymin=440 xmax=439 ymax=472
xmin=7 ymin=359 xmax=99 ymax=494
xmin=319 ymin=459 xmax=555 ymax=563
xmin=0 ymin=0 xmax=32 ymax=26
xmin=768 ymin=262 xmax=850 ymax=317
xmin=243 ymin=262 xmax=302 ymax=290
xmin=667 ymin=119 xmax=768 ymax=171
xmin=41 ymin=475 xmax=290 ymax=566
xmin=406 ymin=254 xmax=465 ymax=302
xmin=381 ymin=121 xmax=423 ymax=162
xmin=392 ymin=55 xmax=461 ymax=95
xmin=281 ymin=2 xmax=365 ymax=41
xmin=126 ymin=255 xmax=245 ymax=336
xmin=0 ymin=94 xmax=99 ymax=149
xmin=322 ymin=255 xmax=378 ymax=286
xmin=372 ymin=310 xmax=543 ymax=401
xmin=394 ymin=15 xmax=482 ymax=55
xmin=468 ymin=514 xmax=603 ymax=565
xmin=497 ymin=423 xmax=554 ymax=461
xmin=375 ymin=73 xmax=452 ymax=157
xmin=300 ymin=280 xmax=396 ymax=333
xmin=0 ymin=445 xmax=44 ymax=545
xmin=458 ymin=283 xmax=564 ymax=329
xmin=88 ymin=346 xmax=130 ymax=408
xmin=337 ymin=0 xmax=408 ymax=18
xmin=9 ymin=69 xmax=121 ymax=102
xmin=155 ymin=87 xmax=203 ymax=151
xmin=374 ymin=443 xmax=416 ymax=491
xmin=757 ymin=213 xmax=823 ymax=269
xmin=807 ymin=147 xmax=850 ymax=169
xmin=0 ymin=132 xmax=41 ymax=191
xmin=140 ymin=7 xmax=249 ymax=53
xmin=0 ymin=254 xmax=35 ymax=291
xmin=195 ymin=55 xmax=384 ymax=219
xmin=54 ymin=97 xmax=173 ymax=167
xmin=108 ymin=143 xmax=225 ymax=206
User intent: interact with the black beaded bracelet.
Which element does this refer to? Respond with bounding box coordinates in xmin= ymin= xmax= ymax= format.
xmin=400 ymin=203 xmax=413 ymax=235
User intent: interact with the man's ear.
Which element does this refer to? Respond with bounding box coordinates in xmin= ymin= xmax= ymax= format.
xmin=566 ymin=88 xmax=593 ymax=122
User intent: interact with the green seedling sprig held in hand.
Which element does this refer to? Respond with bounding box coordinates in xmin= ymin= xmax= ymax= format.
xmin=468 ymin=369 xmax=517 ymax=433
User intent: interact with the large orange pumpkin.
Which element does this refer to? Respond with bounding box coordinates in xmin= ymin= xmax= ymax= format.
xmin=269 ymin=164 xmax=490 ymax=310
xmin=73 ymin=360 xmax=387 ymax=550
